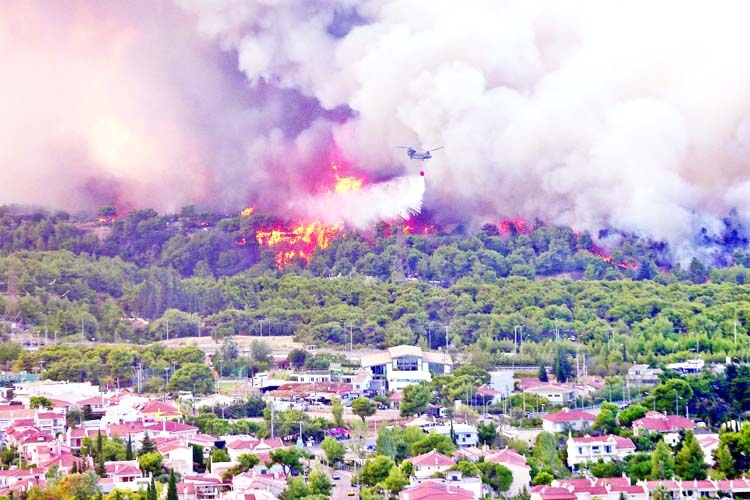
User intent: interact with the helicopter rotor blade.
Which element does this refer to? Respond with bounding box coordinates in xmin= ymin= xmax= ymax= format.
xmin=428 ymin=146 xmax=444 ymax=152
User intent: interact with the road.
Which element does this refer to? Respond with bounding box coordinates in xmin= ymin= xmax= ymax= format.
xmin=331 ymin=469 xmax=356 ymax=499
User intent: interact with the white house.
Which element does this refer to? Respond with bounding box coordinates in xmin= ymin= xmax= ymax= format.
xmin=360 ymin=345 xmax=452 ymax=392
xmin=566 ymin=434 xmax=636 ymax=468
xmin=407 ymin=450 xmax=456 ymax=479
xmin=523 ymin=384 xmax=575 ymax=405
xmin=429 ymin=423 xmax=478 ymax=449
xmin=484 ymin=448 xmax=532 ymax=496
xmin=542 ymin=409 xmax=597 ymax=433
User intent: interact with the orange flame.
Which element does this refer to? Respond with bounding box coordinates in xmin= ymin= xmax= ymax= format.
xmin=256 ymin=221 xmax=341 ymax=269
xmin=251 ymin=163 xmax=365 ymax=269
xmin=498 ymin=218 xmax=529 ymax=236
xmin=330 ymin=164 xmax=364 ymax=194
xmin=241 ymin=207 xmax=255 ymax=217
xmin=587 ymin=245 xmax=638 ymax=270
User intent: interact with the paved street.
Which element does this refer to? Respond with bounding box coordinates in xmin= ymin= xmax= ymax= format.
xmin=331 ymin=469 xmax=356 ymax=499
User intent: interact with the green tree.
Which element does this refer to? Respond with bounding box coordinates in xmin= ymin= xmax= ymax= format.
xmin=714 ymin=442 xmax=735 ymax=479
xmin=167 ymin=469 xmax=178 ymax=500
xmin=477 ymin=421 xmax=497 ymax=447
xmin=383 ymin=466 xmax=409 ymax=494
xmin=400 ymin=383 xmax=431 ymax=417
xmin=538 ymin=363 xmax=549 ymax=382
xmin=531 ymin=432 xmax=567 ymax=478
xmin=554 ymin=347 xmax=573 ymax=383
xmin=222 ymin=453 xmax=260 ymax=481
xmin=321 ymin=436 xmax=345 ymax=465
xmin=532 ymin=471 xmax=554 ymax=485
xmin=29 ymin=396 xmax=53 ymax=410
xmin=250 ymin=339 xmax=272 ymax=364
xmin=126 ymin=434 xmax=133 ymax=461
xmin=287 ymin=348 xmax=308 ymax=369
xmin=331 ymin=398 xmax=344 ymax=428
xmin=650 ymin=440 xmax=675 ymax=480
xmin=359 ymin=455 xmax=396 ymax=486
xmin=50 ymin=471 xmax=102 ymax=500
xmin=478 ymin=461 xmax=513 ymax=493
xmin=589 ymin=459 xmax=623 ymax=478
xmin=675 ymin=430 xmax=706 ymax=480
xmin=623 ymin=453 xmax=653 ymax=481
xmin=138 ymin=451 xmax=163 ymax=477
xmin=167 ymin=363 xmax=215 ymax=394
xmin=618 ymin=404 xmax=648 ymax=428
xmin=139 ymin=432 xmax=156 ymax=455
xmin=351 ymin=397 xmax=377 ymax=423
xmin=307 ymin=469 xmax=333 ymax=497
xmin=593 ymin=408 xmax=618 ymax=435
xmin=376 ymin=425 xmax=398 ymax=460
xmin=268 ymin=447 xmax=311 ymax=476
xmin=410 ymin=434 xmax=456 ymax=456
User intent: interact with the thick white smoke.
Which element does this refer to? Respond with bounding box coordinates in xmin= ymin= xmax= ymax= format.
xmin=180 ymin=0 xmax=750 ymax=251
xmin=6 ymin=0 xmax=750 ymax=254
xmin=296 ymin=174 xmax=425 ymax=229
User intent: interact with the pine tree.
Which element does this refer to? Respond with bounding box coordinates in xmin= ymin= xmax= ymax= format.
xmin=650 ymin=440 xmax=675 ymax=480
xmin=140 ymin=432 xmax=156 ymax=455
xmin=148 ymin=477 xmax=158 ymax=500
xmin=538 ymin=363 xmax=548 ymax=382
xmin=714 ymin=442 xmax=735 ymax=479
xmin=675 ymin=430 xmax=706 ymax=480
xmin=167 ymin=469 xmax=178 ymax=500
xmin=126 ymin=434 xmax=133 ymax=461
xmin=96 ymin=431 xmax=106 ymax=477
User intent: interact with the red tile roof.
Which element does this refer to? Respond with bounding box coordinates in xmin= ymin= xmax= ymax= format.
xmin=407 ymin=450 xmax=455 ymax=468
xmin=399 ymin=481 xmax=474 ymax=500
xmin=632 ymin=411 xmax=695 ymax=432
xmin=543 ymin=409 xmax=596 ymax=423
xmin=529 ymin=485 xmax=576 ymax=500
xmin=484 ymin=448 xmax=529 ymax=468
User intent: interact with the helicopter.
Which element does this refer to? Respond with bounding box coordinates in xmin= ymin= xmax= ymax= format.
xmin=396 ymin=145 xmax=444 ymax=161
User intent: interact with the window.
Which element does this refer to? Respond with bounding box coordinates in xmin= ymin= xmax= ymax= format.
xmin=395 ymin=356 xmax=419 ymax=371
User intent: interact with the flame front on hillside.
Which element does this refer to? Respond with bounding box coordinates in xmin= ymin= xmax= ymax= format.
xmin=250 ymin=164 xmax=363 ymax=269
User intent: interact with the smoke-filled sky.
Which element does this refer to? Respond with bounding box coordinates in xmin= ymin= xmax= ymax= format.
xmin=4 ymin=0 xmax=750 ymax=248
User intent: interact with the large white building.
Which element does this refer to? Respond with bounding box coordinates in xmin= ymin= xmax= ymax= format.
xmin=360 ymin=345 xmax=452 ymax=392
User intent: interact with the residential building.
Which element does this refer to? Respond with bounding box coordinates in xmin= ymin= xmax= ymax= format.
xmin=665 ymin=359 xmax=704 ymax=374
xmin=429 ymin=423 xmax=478 ymax=448
xmin=627 ymin=364 xmax=662 ymax=386
xmin=542 ymin=409 xmax=596 ymax=433
xmin=566 ymin=434 xmax=636 ymax=467
xmin=360 ymin=345 xmax=452 ymax=393
xmin=523 ymin=383 xmax=575 ymax=406
xmin=406 ymin=450 xmax=455 ymax=479
xmin=631 ymin=411 xmax=695 ymax=447
xmin=399 ymin=481 xmax=474 ymax=500
xmin=484 ymin=448 xmax=531 ymax=496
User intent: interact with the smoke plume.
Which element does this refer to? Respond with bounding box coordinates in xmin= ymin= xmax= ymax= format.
xmin=5 ymin=0 xmax=750 ymax=254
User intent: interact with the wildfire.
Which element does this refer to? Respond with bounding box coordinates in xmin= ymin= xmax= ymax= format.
xmin=240 ymin=207 xmax=255 ymax=217
xmin=402 ymin=218 xmax=436 ymax=235
xmin=587 ymin=245 xmax=638 ymax=270
xmin=331 ymin=164 xmax=363 ymax=194
xmin=498 ymin=218 xmax=530 ymax=236
xmin=256 ymin=221 xmax=341 ymax=269
xmin=249 ymin=164 xmax=366 ymax=269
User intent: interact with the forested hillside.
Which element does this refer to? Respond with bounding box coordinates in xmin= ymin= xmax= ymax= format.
xmin=3 ymin=205 xmax=750 ymax=378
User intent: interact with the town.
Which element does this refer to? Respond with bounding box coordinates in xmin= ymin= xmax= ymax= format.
xmin=0 ymin=338 xmax=741 ymax=500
